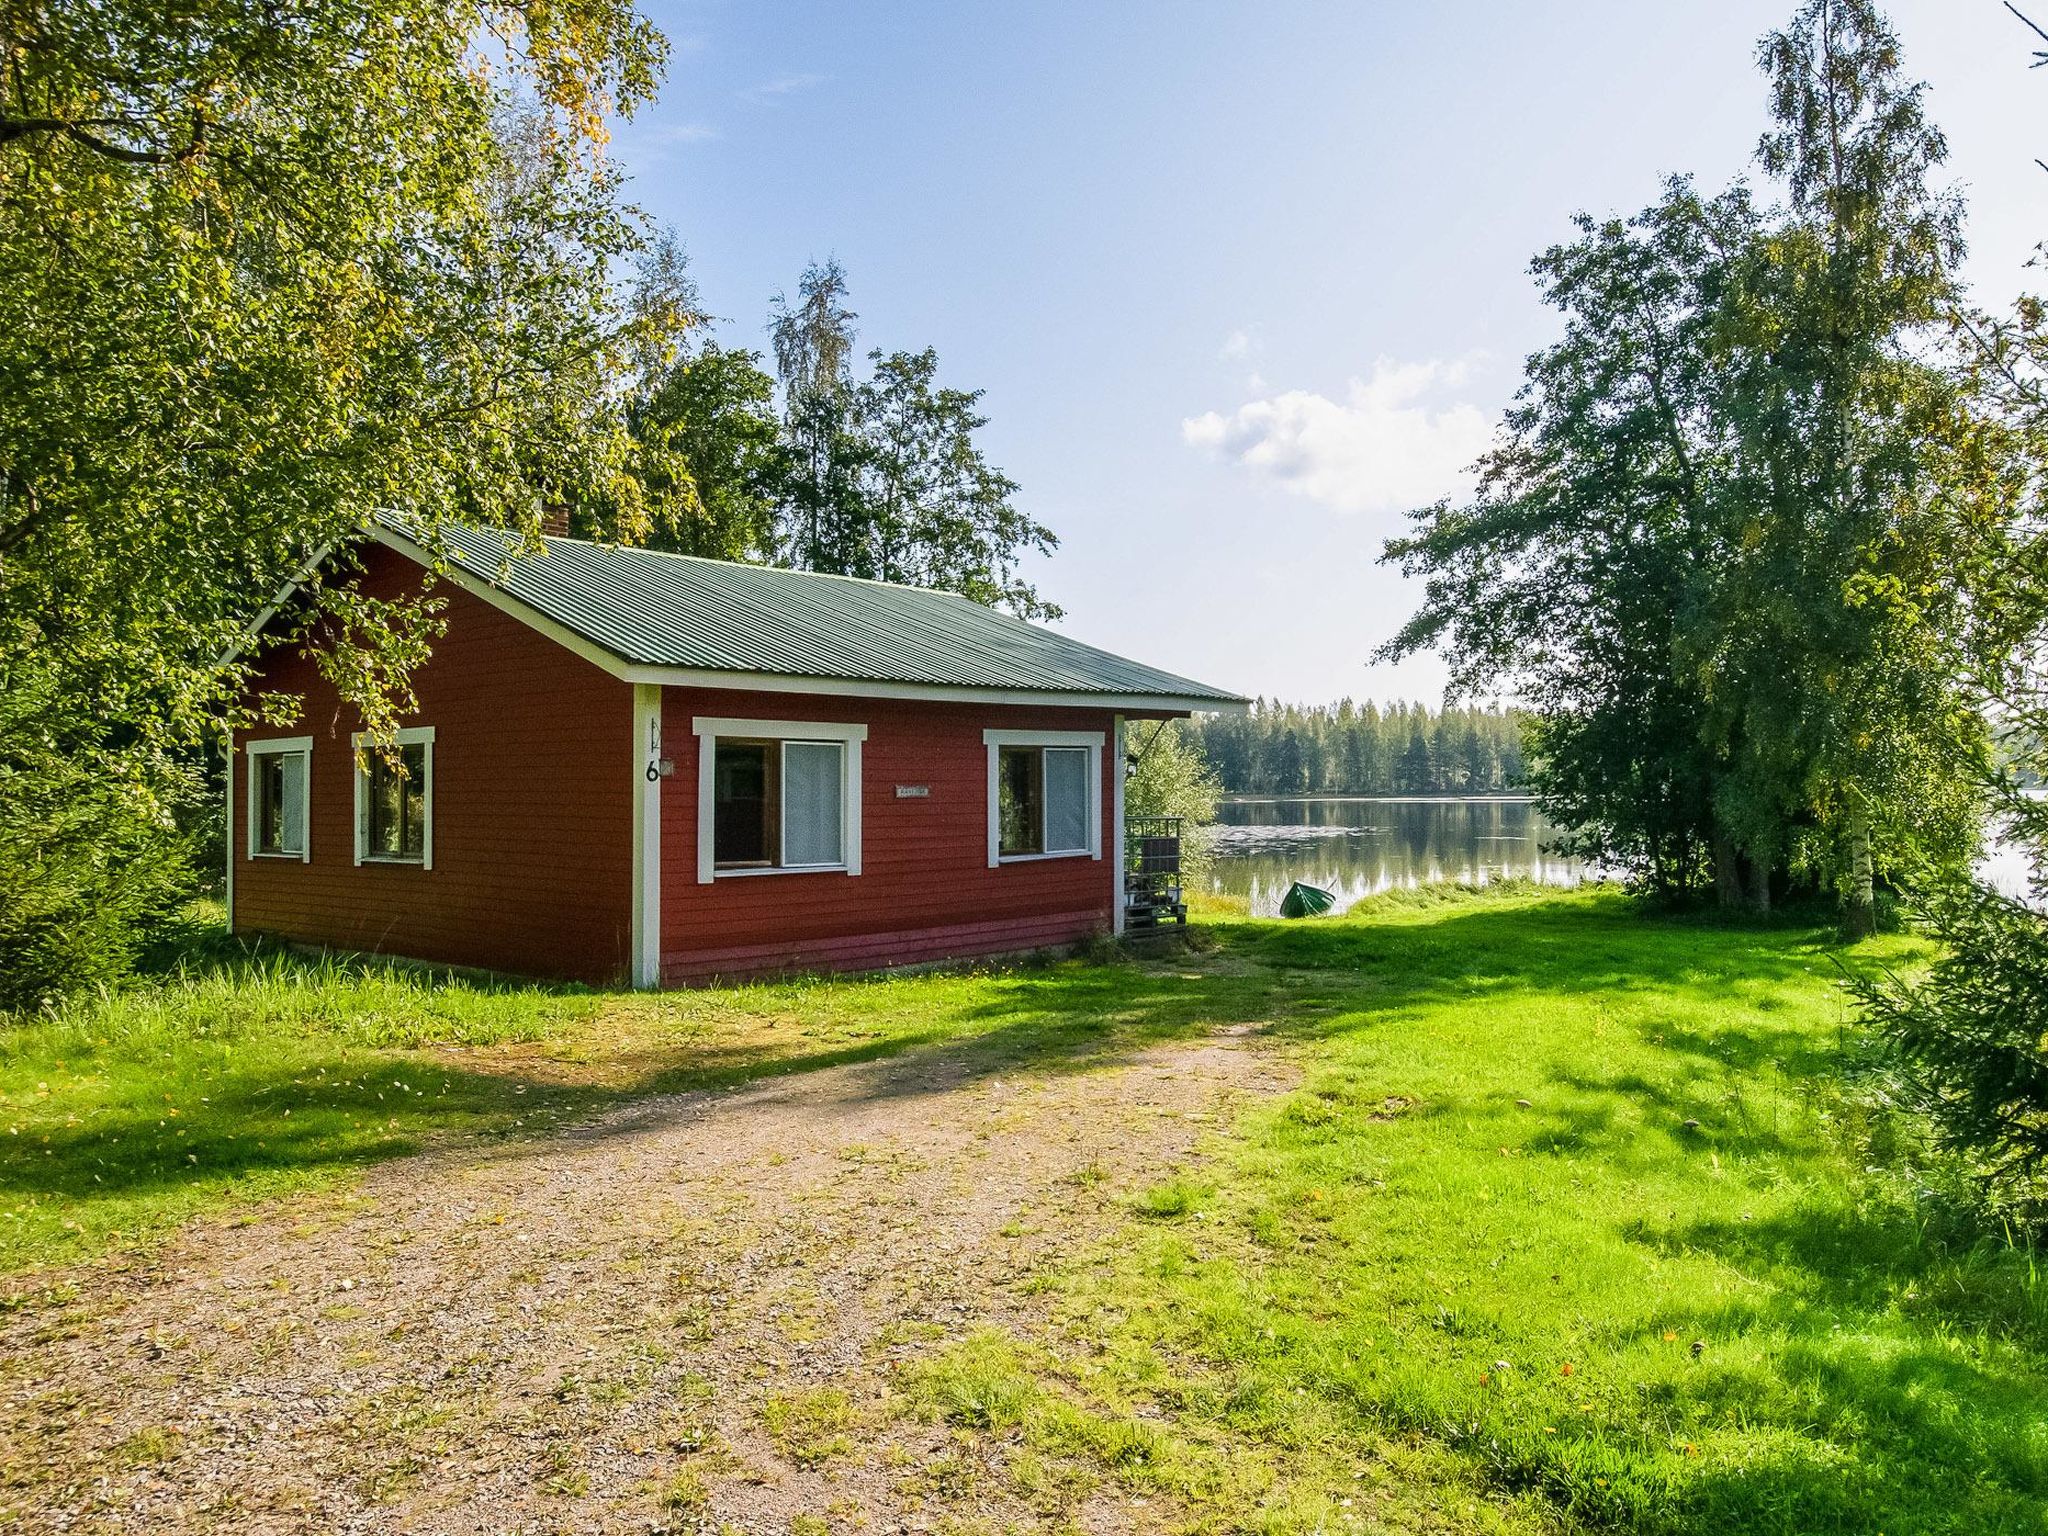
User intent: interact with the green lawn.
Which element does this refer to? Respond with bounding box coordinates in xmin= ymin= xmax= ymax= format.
xmin=907 ymin=889 xmax=2048 ymax=1535
xmin=4 ymin=887 xmax=2045 ymax=1533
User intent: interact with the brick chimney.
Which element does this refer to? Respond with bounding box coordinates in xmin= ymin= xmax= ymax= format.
xmin=538 ymin=504 xmax=570 ymax=538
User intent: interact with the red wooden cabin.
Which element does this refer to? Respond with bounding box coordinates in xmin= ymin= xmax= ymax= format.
xmin=228 ymin=523 xmax=1244 ymax=986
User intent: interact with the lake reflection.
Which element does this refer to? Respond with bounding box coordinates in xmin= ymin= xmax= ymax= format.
xmin=1206 ymin=797 xmax=1590 ymax=916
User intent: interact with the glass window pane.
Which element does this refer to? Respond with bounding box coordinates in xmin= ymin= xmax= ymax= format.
xmin=781 ymin=742 xmax=844 ymax=866
xmin=365 ymin=743 xmax=426 ymax=861
xmin=372 ymin=759 xmax=401 ymax=856
xmin=256 ymin=755 xmax=285 ymax=853
xmin=400 ymin=743 xmax=426 ymax=858
xmin=714 ymin=741 xmax=772 ymax=865
xmin=1045 ymin=747 xmax=1089 ymax=852
xmin=999 ymin=746 xmax=1044 ymax=856
xmin=279 ymin=753 xmax=306 ymax=854
xmin=360 ymin=743 xmax=429 ymax=861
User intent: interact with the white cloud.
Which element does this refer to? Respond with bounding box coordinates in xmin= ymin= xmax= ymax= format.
xmin=650 ymin=121 xmax=720 ymax=144
xmin=610 ymin=118 xmax=721 ymax=171
xmin=742 ymin=72 xmax=825 ymax=103
xmin=1181 ymin=355 xmax=1493 ymax=515
xmin=1218 ymin=327 xmax=1254 ymax=361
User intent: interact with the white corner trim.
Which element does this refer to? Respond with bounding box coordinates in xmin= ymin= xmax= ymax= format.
xmin=631 ymin=685 xmax=662 ymax=989
xmin=349 ymin=725 xmax=436 ymax=870
xmin=1112 ymin=716 xmax=1127 ymax=935
xmin=983 ymin=729 xmax=1105 ymax=867
xmin=225 ymin=742 xmax=235 ymax=931
xmin=691 ymin=716 xmax=865 ymax=884
xmin=244 ymin=735 xmax=314 ymax=864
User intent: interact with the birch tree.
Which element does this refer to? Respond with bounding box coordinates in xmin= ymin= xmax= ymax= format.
xmin=1382 ymin=0 xmax=2006 ymax=918
xmin=0 ymin=0 xmax=672 ymax=997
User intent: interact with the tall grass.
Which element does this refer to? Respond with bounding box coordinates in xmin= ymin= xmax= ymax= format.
xmin=8 ymin=950 xmax=594 ymax=1059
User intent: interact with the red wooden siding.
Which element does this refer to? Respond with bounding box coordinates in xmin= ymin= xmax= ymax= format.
xmin=658 ymin=690 xmax=1124 ymax=982
xmin=231 ymin=543 xmax=635 ymax=983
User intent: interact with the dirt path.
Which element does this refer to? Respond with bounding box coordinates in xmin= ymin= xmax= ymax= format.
xmin=2 ymin=1021 xmax=1292 ymax=1534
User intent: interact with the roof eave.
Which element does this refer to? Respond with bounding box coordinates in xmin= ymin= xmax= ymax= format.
xmin=615 ymin=661 xmax=1249 ymax=714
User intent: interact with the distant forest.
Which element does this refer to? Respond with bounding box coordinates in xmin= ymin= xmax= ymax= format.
xmin=1189 ymin=702 xmax=1532 ymax=797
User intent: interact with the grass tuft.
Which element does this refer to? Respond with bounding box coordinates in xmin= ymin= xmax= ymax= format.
xmin=761 ymin=1386 xmax=855 ymax=1466
xmin=654 ymin=1467 xmax=709 ymax=1513
xmin=1132 ymin=1176 xmax=1207 ymax=1220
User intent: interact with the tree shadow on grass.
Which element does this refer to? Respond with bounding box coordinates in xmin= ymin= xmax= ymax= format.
xmin=1667 ymin=1202 xmax=2048 ymax=1346
xmin=3 ymin=892 xmax=1872 ymax=1278
xmin=1517 ymin=1058 xmax=1824 ymax=1168
xmin=1623 ymin=1203 xmax=2048 ymax=1533
xmin=133 ymin=914 xmax=604 ymax=1000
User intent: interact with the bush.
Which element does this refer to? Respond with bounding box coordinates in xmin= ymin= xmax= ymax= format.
xmin=0 ymin=681 xmax=199 ymax=1012
xmin=1852 ymin=877 xmax=2048 ymax=1223
xmin=1124 ymin=720 xmax=1223 ymax=870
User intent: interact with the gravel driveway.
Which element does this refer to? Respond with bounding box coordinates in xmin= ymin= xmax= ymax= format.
xmin=3 ymin=1020 xmax=1289 ymax=1534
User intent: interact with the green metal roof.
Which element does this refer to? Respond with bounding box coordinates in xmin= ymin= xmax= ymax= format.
xmin=379 ymin=519 xmax=1246 ymax=709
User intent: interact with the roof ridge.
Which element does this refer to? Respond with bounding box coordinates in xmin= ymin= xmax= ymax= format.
xmin=510 ymin=523 xmax=996 ymax=608
xmin=380 ymin=512 xmax=997 ymax=605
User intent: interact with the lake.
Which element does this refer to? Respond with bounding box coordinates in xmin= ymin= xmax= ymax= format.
xmin=1206 ymin=795 xmax=2036 ymax=915
xmin=1205 ymin=796 xmax=1589 ymax=916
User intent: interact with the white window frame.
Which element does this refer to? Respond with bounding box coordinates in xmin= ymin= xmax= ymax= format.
xmin=245 ymin=735 xmax=313 ymax=862
xmin=350 ymin=726 xmax=436 ymax=870
xmin=983 ymin=728 xmax=1104 ymax=867
xmin=693 ymin=717 xmax=866 ymax=884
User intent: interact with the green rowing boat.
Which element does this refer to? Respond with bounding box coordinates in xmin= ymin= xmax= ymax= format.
xmin=1279 ymin=881 xmax=1336 ymax=919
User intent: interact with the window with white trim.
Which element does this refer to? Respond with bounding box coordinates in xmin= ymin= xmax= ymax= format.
xmin=352 ymin=727 xmax=435 ymax=869
xmin=693 ymin=718 xmax=865 ymax=882
xmin=983 ymin=730 xmax=1102 ymax=865
xmin=246 ymin=736 xmax=312 ymax=861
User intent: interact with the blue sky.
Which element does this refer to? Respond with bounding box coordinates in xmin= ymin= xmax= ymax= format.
xmin=614 ymin=1 xmax=2048 ymax=705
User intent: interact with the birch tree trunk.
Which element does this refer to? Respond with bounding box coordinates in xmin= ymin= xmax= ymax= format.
xmin=1747 ymin=854 xmax=1772 ymax=914
xmin=1843 ymin=809 xmax=1875 ymax=937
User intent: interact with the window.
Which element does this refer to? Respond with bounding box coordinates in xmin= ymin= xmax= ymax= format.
xmin=713 ymin=741 xmax=775 ymax=865
xmin=351 ymin=726 xmax=435 ymax=869
xmin=998 ymin=746 xmax=1045 ymax=856
xmin=782 ymin=741 xmax=847 ymax=867
xmin=984 ymin=730 xmax=1103 ymax=865
xmin=693 ymin=717 xmax=865 ymax=882
xmin=998 ymin=746 xmax=1089 ymax=857
xmin=366 ymin=743 xmax=428 ymax=860
xmin=246 ymin=736 xmax=312 ymax=861
xmin=709 ymin=738 xmax=846 ymax=869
